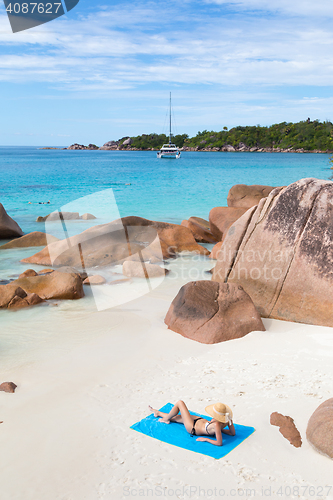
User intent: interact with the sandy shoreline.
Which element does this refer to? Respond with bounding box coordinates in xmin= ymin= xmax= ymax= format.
xmin=1 ymin=255 xmax=333 ymax=500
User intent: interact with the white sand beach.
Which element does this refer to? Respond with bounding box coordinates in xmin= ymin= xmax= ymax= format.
xmin=1 ymin=255 xmax=333 ymax=500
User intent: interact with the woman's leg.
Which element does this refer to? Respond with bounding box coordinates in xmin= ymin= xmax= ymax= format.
xmin=149 ymin=401 xmax=195 ymax=433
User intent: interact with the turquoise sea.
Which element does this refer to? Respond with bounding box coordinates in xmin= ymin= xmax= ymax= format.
xmin=0 ymin=147 xmax=332 ymax=236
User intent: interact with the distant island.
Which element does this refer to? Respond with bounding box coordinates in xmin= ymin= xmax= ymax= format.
xmin=64 ymin=119 xmax=333 ymax=153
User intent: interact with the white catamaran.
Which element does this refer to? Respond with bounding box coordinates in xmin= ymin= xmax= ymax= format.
xmin=157 ymin=93 xmax=181 ymax=159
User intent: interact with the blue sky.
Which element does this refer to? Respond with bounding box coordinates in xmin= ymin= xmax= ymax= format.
xmin=0 ymin=0 xmax=333 ymax=145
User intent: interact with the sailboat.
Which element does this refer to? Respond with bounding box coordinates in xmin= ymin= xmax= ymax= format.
xmin=157 ymin=93 xmax=181 ymax=159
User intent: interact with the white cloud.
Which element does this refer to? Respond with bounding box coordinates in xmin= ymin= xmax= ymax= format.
xmin=0 ymin=1 xmax=332 ymax=91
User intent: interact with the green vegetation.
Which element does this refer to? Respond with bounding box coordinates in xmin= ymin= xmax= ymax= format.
xmin=128 ymin=133 xmax=189 ymax=149
xmin=184 ymin=120 xmax=333 ymax=151
xmin=125 ymin=120 xmax=333 ymax=151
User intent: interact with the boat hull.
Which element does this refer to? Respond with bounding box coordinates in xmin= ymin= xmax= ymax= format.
xmin=157 ymin=152 xmax=181 ymax=159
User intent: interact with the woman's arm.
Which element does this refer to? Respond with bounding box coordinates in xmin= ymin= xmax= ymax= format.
xmin=196 ymin=436 xmax=222 ymax=446
xmin=222 ymin=420 xmax=236 ymax=436
xmin=196 ymin=422 xmax=223 ymax=446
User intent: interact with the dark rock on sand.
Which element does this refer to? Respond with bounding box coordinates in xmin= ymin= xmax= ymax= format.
xmin=123 ymin=260 xmax=169 ymax=278
xmin=181 ymin=217 xmax=218 ymax=244
xmin=209 ymin=207 xmax=248 ymax=241
xmin=0 ymin=204 xmax=23 ymax=239
xmin=21 ymin=216 xmax=209 ymax=268
xmin=0 ymin=232 xmax=59 ymax=249
xmin=213 ymin=178 xmax=333 ymax=327
xmin=270 ymin=412 xmax=302 ymax=448
xmin=165 ymin=281 xmax=265 ymax=344
xmin=227 ymin=184 xmax=277 ymax=209
xmin=306 ymin=398 xmax=333 ymax=458
xmin=0 ymin=382 xmax=17 ymax=393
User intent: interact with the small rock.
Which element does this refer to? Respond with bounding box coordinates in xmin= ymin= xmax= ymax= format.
xmin=0 ymin=382 xmax=17 ymax=393
xmin=38 ymin=269 xmax=54 ymax=275
xmin=270 ymin=412 xmax=302 ymax=448
xmin=19 ymin=269 xmax=38 ymax=279
xmin=81 ymin=213 xmax=96 ymax=220
xmin=165 ymin=281 xmax=265 ymax=344
xmin=0 ymin=204 xmax=23 ymax=239
xmin=83 ymin=275 xmax=106 ymax=285
xmin=306 ymin=398 xmax=333 ymax=458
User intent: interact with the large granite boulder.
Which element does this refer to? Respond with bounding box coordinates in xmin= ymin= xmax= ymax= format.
xmin=209 ymin=207 xmax=248 ymax=241
xmin=181 ymin=217 xmax=218 ymax=244
xmin=0 ymin=271 xmax=84 ymax=306
xmin=227 ymin=184 xmax=276 ymax=209
xmin=0 ymin=232 xmax=58 ymax=249
xmin=21 ymin=216 xmax=209 ymax=268
xmin=270 ymin=412 xmax=302 ymax=448
xmin=212 ymin=178 xmax=333 ymax=327
xmin=0 ymin=204 xmax=23 ymax=239
xmin=164 ymin=281 xmax=265 ymax=344
xmin=306 ymin=399 xmax=333 ymax=458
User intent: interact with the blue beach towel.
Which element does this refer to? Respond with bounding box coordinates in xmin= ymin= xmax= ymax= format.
xmin=131 ymin=403 xmax=255 ymax=459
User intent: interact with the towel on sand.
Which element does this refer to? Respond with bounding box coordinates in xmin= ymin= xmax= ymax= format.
xmin=131 ymin=403 xmax=255 ymax=459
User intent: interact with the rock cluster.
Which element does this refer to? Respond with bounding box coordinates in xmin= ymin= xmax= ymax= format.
xmin=208 ymin=184 xmax=274 ymax=260
xmin=165 ymin=281 xmax=265 ymax=344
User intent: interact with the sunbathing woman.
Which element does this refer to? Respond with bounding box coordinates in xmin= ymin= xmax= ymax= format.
xmin=148 ymin=400 xmax=235 ymax=446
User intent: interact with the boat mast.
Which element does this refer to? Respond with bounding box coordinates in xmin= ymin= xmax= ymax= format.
xmin=169 ymin=92 xmax=172 ymax=145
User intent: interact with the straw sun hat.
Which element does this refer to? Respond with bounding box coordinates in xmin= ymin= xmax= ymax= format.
xmin=205 ymin=403 xmax=233 ymax=424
